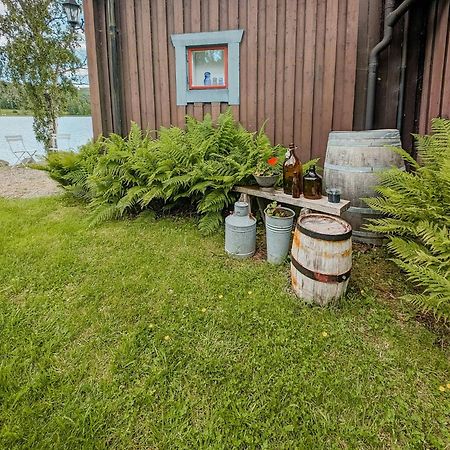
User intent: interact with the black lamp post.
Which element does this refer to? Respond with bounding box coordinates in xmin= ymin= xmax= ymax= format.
xmin=62 ymin=0 xmax=84 ymax=31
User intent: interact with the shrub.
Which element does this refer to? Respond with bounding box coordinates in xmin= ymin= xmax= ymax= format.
xmin=365 ymin=118 xmax=450 ymax=321
xmin=45 ymin=110 xmax=293 ymax=234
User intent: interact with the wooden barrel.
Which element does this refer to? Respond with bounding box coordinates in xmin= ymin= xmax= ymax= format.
xmin=324 ymin=129 xmax=404 ymax=245
xmin=291 ymin=214 xmax=352 ymax=306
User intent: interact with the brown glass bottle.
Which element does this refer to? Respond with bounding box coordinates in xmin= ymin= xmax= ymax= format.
xmin=303 ymin=165 xmax=322 ymax=199
xmin=283 ymin=143 xmax=302 ymax=195
xmin=292 ymin=174 xmax=301 ymax=198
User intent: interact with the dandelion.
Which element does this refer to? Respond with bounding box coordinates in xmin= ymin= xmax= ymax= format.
xmin=164 ymin=335 xmax=171 ymax=341
xmin=321 ymin=331 xmax=328 ymax=337
xmin=438 ymin=385 xmax=445 ymax=392
xmin=248 ymin=290 xmax=253 ymax=295
xmin=201 ymin=307 xmax=207 ymax=313
xmin=218 ymin=294 xmax=223 ymax=299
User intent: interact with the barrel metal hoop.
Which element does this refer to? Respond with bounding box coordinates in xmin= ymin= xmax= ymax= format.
xmin=296 ymin=223 xmax=352 ymax=241
xmin=346 ymin=206 xmax=381 ymax=214
xmin=291 ymin=256 xmax=351 ymax=284
xmin=324 ymin=162 xmax=387 ymax=173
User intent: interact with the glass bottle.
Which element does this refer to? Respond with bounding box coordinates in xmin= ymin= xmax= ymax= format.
xmin=283 ymin=143 xmax=302 ymax=195
xmin=292 ymin=173 xmax=301 ymax=198
xmin=303 ymin=165 xmax=322 ymax=199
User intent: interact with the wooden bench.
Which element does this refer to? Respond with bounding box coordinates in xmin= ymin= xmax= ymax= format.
xmin=233 ymin=185 xmax=350 ymax=219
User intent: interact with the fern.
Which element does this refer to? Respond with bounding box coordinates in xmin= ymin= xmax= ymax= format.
xmin=365 ymin=118 xmax=450 ymax=321
xmin=44 ymin=109 xmax=313 ymax=237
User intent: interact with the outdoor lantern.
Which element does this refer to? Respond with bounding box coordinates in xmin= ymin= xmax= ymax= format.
xmin=62 ymin=0 xmax=82 ymax=30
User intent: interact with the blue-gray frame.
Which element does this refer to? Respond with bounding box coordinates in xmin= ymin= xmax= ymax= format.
xmin=171 ymin=30 xmax=244 ymax=106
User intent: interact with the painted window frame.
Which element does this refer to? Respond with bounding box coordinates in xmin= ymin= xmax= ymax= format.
xmin=187 ymin=45 xmax=228 ymax=90
xmin=171 ymin=29 xmax=244 ymax=105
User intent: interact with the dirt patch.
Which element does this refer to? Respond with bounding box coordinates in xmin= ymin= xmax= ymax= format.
xmin=0 ymin=167 xmax=61 ymax=199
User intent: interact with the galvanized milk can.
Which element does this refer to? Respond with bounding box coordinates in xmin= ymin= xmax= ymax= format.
xmin=225 ymin=201 xmax=256 ymax=258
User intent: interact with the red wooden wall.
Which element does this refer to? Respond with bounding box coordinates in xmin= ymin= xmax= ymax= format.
xmin=419 ymin=0 xmax=450 ymax=134
xmin=84 ymin=0 xmax=359 ymax=163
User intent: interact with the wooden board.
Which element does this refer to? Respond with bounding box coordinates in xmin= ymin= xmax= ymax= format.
xmin=233 ymin=185 xmax=350 ymax=216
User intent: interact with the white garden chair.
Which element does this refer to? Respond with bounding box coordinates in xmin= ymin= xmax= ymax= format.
xmin=5 ymin=135 xmax=37 ymax=165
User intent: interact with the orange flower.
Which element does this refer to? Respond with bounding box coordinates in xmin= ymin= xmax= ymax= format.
xmin=267 ymin=156 xmax=278 ymax=166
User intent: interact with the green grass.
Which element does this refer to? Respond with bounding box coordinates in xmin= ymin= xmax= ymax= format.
xmin=0 ymin=197 xmax=449 ymax=449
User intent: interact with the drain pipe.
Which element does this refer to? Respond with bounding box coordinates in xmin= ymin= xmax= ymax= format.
xmin=365 ymin=0 xmax=418 ymax=130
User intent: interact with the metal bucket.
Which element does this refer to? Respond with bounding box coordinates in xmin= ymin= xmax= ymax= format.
xmin=265 ymin=207 xmax=295 ymax=264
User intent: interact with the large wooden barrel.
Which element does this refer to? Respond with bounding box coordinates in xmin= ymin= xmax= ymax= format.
xmin=291 ymin=214 xmax=352 ymax=306
xmin=324 ymin=129 xmax=404 ymax=245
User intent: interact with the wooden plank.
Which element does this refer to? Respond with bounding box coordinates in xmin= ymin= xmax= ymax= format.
xmin=239 ymin=0 xmax=248 ymax=127
xmin=83 ymin=0 xmax=102 ymax=137
xmin=201 ymin=0 xmax=209 ymax=31
xmin=209 ymin=0 xmax=219 ymax=31
xmin=194 ymin=102 xmax=203 ymax=120
xmin=219 ymin=0 xmax=228 ymax=31
xmin=441 ymin=5 xmax=450 ymax=118
xmin=282 ymin=0 xmax=298 ymax=145
xmin=247 ymin=0 xmax=258 ymax=131
xmin=341 ymin=0 xmax=359 ymax=130
xmin=419 ymin=1 xmax=438 ymax=133
xmin=191 ymin=0 xmax=201 ymax=32
xmin=173 ymin=0 xmax=185 ymax=128
xmin=94 ymin=0 xmax=113 ymax=134
xmin=312 ymin=0 xmax=326 ymax=157
xmin=125 ymin=0 xmax=141 ymax=125
xmin=156 ymin=0 xmax=171 ymax=126
xmin=274 ymin=0 xmax=286 ymax=144
xmin=151 ymin=0 xmax=162 ymax=130
xmin=301 ymin=0 xmax=317 ymax=157
xmin=119 ymin=3 xmax=131 ymax=132
xmin=211 ymin=102 xmax=221 ymax=122
xmin=233 ymin=186 xmax=350 ymax=216
xmin=332 ymin=0 xmax=348 ymax=130
xmin=135 ymin=0 xmax=149 ymax=130
xmin=166 ymin=0 xmax=176 ymax=126
xmin=294 ymin=0 xmax=306 ymax=157
xmin=203 ymin=103 xmax=211 ymax=118
xmin=352 ymin=0 xmax=370 ymax=131
xmin=429 ymin=0 xmax=450 ymax=120
xmin=256 ymin=0 xmax=266 ymax=129
xmin=264 ymin=0 xmax=277 ymax=141
xmin=228 ymin=0 xmax=240 ymax=121
xmin=320 ymin=0 xmax=339 ymax=155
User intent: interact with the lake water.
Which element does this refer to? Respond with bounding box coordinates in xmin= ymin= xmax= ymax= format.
xmin=0 ymin=116 xmax=93 ymax=164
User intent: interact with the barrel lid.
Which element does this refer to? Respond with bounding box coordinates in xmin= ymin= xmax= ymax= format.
xmin=297 ymin=214 xmax=352 ymax=241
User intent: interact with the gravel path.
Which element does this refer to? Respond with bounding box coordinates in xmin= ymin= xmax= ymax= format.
xmin=0 ymin=167 xmax=61 ymax=199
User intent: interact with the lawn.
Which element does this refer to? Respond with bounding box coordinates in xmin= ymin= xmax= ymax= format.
xmin=0 ymin=196 xmax=449 ymax=449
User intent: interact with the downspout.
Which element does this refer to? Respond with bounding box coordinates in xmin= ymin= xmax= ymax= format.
xmin=365 ymin=0 xmax=418 ymax=130
xmin=106 ymin=0 xmax=123 ymax=135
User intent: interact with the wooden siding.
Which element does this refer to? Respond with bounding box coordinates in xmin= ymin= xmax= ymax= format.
xmin=85 ymin=0 xmax=360 ymax=162
xmin=419 ymin=0 xmax=450 ymax=134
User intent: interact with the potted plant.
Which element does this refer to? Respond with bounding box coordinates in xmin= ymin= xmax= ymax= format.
xmin=264 ymin=201 xmax=295 ymax=264
xmin=253 ymin=145 xmax=284 ymax=190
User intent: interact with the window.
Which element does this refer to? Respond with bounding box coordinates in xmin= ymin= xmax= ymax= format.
xmin=188 ymin=46 xmax=228 ymax=90
xmin=171 ymin=30 xmax=244 ymax=105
